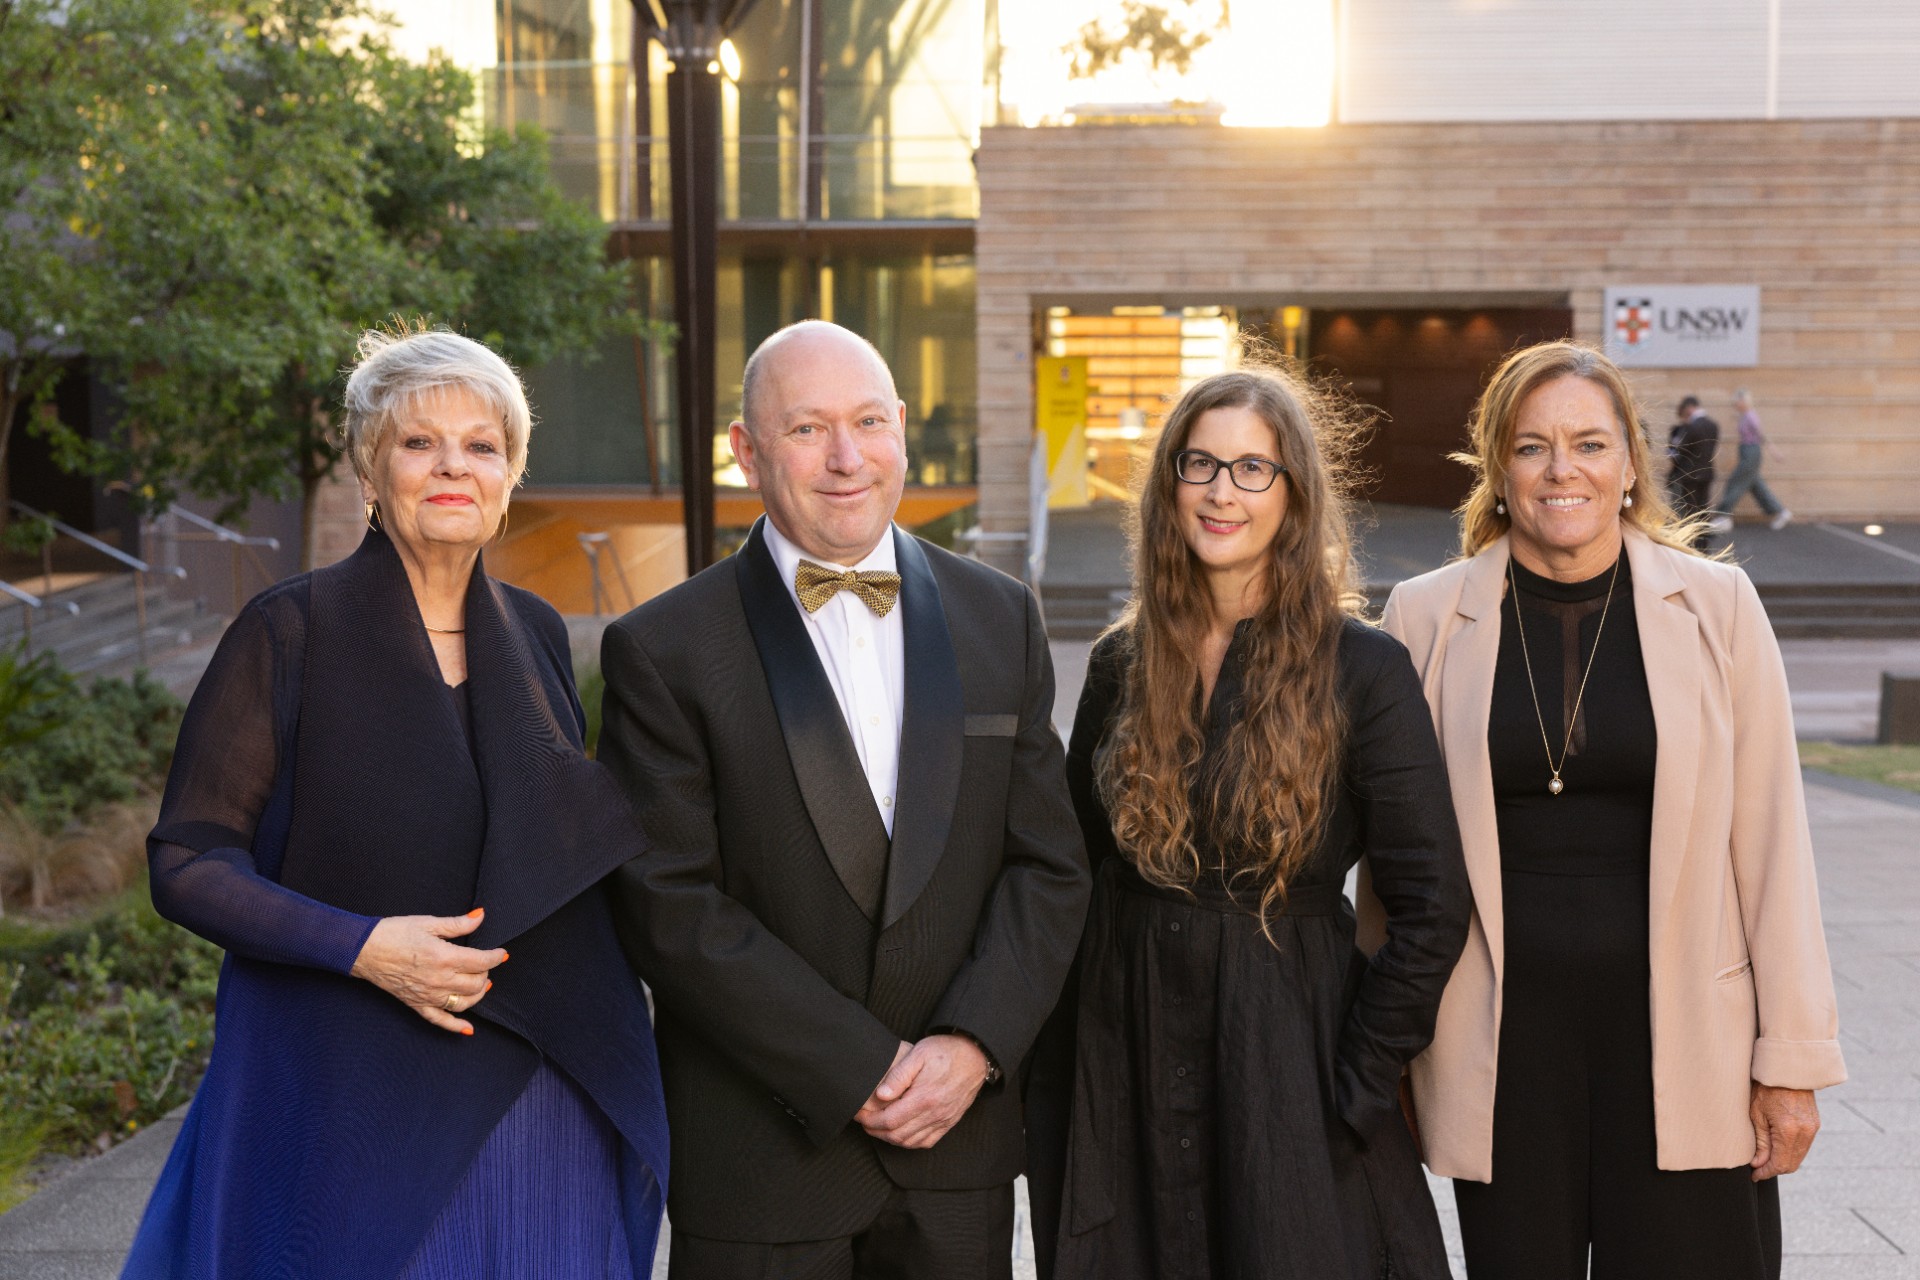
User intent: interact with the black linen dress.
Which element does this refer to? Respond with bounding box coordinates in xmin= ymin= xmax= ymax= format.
xmin=1451 ymin=553 xmax=1782 ymax=1280
xmin=1050 ymin=618 xmax=1470 ymax=1280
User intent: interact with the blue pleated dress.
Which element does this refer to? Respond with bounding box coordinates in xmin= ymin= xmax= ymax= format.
xmin=122 ymin=534 xmax=668 ymax=1279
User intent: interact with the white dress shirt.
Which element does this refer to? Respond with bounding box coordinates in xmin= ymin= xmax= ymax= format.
xmin=762 ymin=520 xmax=906 ymax=835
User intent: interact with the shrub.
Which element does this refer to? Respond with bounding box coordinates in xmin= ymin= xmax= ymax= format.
xmin=576 ymin=660 xmax=605 ymax=758
xmin=0 ymin=890 xmax=220 ymax=1165
xmin=0 ymin=646 xmax=182 ymax=912
xmin=0 ymin=656 xmax=182 ymax=837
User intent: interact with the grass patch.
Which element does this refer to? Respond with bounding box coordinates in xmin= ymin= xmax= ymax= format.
xmin=0 ymin=1118 xmax=45 ymax=1214
xmin=1798 ymin=741 xmax=1920 ymax=796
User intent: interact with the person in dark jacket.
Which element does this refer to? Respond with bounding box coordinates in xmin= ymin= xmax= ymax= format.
xmin=1030 ymin=366 xmax=1471 ymax=1280
xmin=1666 ymin=395 xmax=1721 ymax=540
xmin=598 ymin=321 xmax=1089 ymax=1279
xmin=123 ymin=327 xmax=667 ymax=1278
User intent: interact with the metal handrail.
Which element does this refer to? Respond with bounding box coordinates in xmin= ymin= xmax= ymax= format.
xmin=161 ymin=504 xmax=281 ymax=613
xmin=0 ymin=580 xmax=44 ymax=608
xmin=577 ymin=532 xmax=638 ymax=618
xmin=165 ymin=504 xmax=281 ymax=550
xmin=9 ymin=499 xmax=187 ymax=579
xmin=0 ymin=578 xmax=79 ymax=658
xmin=8 ymin=499 xmax=183 ymax=665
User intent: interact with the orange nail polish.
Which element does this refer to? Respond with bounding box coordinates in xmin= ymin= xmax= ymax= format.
xmin=500 ymin=951 xmax=509 ymax=961
xmin=466 ymin=908 xmax=484 ymax=919
xmin=461 ymin=1025 xmax=474 ymax=1036
xmin=484 ymin=980 xmax=493 ymax=992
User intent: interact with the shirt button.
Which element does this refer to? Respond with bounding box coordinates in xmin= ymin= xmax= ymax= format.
xmin=1186 ymin=1210 xmax=1197 ymax=1223
xmin=1169 ymin=921 xmax=1181 ymax=933
xmin=855 ymin=636 xmax=867 ymax=648
xmin=869 ymin=714 xmax=881 ymax=726
xmin=1179 ymin=1137 xmax=1192 ymax=1149
xmin=882 ymin=796 xmax=893 ymax=808
xmin=1175 ymin=1066 xmax=1187 ymax=1078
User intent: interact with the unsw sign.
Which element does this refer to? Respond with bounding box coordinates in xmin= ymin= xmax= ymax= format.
xmin=1603 ymin=285 xmax=1761 ymax=368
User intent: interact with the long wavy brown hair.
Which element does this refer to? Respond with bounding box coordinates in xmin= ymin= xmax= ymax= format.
xmin=1096 ymin=366 xmax=1366 ymax=923
xmin=1453 ymin=341 xmax=1707 ymax=556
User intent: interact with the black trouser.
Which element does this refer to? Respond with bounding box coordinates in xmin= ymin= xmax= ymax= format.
xmin=667 ymin=1182 xmax=1015 ymax=1280
xmin=1452 ymin=866 xmax=1781 ymax=1280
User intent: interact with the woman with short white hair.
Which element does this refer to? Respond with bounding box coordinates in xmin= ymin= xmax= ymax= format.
xmin=123 ymin=327 xmax=668 ymax=1278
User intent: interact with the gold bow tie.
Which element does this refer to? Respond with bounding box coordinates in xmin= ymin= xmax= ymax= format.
xmin=795 ymin=559 xmax=901 ymax=617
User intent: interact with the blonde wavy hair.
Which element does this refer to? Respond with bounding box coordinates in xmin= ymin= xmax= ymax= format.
xmin=1453 ymin=341 xmax=1706 ymax=556
xmin=1097 ymin=366 xmax=1366 ymax=924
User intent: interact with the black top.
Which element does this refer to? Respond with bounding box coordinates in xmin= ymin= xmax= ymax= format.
xmin=1038 ymin=619 xmax=1470 ymax=1279
xmin=1488 ymin=552 xmax=1657 ymax=876
xmin=447 ymin=678 xmax=477 ymax=758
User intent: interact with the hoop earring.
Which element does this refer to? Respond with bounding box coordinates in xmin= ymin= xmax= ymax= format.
xmin=365 ymin=500 xmax=384 ymax=532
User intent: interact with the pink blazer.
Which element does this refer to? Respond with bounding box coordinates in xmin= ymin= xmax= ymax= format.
xmin=1373 ymin=527 xmax=1845 ymax=1180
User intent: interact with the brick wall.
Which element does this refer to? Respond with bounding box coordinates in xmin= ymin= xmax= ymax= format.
xmin=974 ymin=119 xmax=1920 ymax=572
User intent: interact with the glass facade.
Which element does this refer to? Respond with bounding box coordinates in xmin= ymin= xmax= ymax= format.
xmin=416 ymin=0 xmax=986 ymax=492
xmin=520 ymin=248 xmax=976 ymax=488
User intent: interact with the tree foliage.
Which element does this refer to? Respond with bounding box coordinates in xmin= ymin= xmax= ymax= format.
xmin=1066 ymin=0 xmax=1231 ymax=81
xmin=1 ymin=0 xmax=656 ymax=542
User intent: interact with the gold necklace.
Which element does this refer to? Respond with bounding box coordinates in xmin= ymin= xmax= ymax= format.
xmin=1508 ymin=553 xmax=1621 ymax=796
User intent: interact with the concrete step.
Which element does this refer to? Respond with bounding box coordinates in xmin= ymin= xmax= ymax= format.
xmin=0 ymin=572 xmax=225 ymax=674
xmin=1040 ymin=583 xmax=1130 ymax=641
xmin=1769 ymin=616 xmax=1920 ymax=640
xmin=1047 ymin=581 xmax=1920 ymax=641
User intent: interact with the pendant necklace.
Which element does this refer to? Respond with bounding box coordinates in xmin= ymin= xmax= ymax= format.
xmin=1508 ymin=552 xmax=1620 ymax=796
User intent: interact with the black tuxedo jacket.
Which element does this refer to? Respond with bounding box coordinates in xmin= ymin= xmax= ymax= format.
xmin=599 ymin=520 xmax=1089 ymax=1243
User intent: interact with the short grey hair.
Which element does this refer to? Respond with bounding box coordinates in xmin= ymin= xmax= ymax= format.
xmin=342 ymin=327 xmax=533 ymax=487
xmin=738 ymin=320 xmax=894 ymax=431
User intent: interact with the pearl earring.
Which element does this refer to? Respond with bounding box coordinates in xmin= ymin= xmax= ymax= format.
xmin=1623 ymin=493 xmax=1634 ymax=508
xmin=1496 ymin=500 xmax=1507 ymax=515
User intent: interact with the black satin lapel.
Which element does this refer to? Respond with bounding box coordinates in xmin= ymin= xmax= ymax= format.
xmin=461 ymin=558 xmax=650 ymax=949
xmin=734 ymin=520 xmax=890 ymax=918
xmin=881 ymin=531 xmax=964 ymax=928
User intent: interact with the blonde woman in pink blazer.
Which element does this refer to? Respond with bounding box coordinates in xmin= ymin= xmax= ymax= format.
xmin=1375 ymin=341 xmax=1844 ymax=1280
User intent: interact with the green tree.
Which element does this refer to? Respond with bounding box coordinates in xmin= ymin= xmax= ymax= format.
xmin=0 ymin=0 xmax=239 ymax=516
xmin=7 ymin=0 xmax=657 ymax=557
xmin=1066 ymin=0 xmax=1230 ymax=81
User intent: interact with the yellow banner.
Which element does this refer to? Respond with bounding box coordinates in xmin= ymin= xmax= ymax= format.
xmin=1035 ymin=356 xmax=1090 ymax=508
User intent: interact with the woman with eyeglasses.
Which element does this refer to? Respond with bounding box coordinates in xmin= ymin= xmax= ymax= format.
xmin=1028 ymin=367 xmax=1471 ymax=1280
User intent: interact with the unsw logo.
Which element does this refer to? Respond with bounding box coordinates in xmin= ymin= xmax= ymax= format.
xmin=1615 ymin=297 xmax=1752 ymax=345
xmin=1613 ymin=298 xmax=1654 ymax=346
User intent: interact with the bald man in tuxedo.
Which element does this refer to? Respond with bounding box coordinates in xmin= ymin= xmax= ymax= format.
xmin=600 ymin=321 xmax=1089 ymax=1279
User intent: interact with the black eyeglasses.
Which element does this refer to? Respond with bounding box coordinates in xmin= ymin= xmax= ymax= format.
xmin=1174 ymin=450 xmax=1287 ymax=493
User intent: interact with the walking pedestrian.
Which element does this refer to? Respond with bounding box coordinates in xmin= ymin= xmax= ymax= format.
xmin=1710 ymin=390 xmax=1791 ymax=532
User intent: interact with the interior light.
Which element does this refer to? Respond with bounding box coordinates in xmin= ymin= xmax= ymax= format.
xmin=1864 ymin=524 xmax=1885 ymax=536
xmin=718 ymin=39 xmax=742 ymax=83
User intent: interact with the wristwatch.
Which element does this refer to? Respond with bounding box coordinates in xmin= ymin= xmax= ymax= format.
xmin=933 ymin=1026 xmax=1002 ymax=1086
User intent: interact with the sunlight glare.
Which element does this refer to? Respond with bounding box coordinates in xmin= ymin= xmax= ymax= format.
xmin=997 ymin=0 xmax=1334 ymax=128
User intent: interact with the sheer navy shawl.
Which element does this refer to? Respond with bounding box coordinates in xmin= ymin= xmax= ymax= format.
xmin=125 ymin=529 xmax=667 ymax=1278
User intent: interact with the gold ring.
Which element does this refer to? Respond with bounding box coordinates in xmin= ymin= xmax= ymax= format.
xmin=443 ymin=994 xmax=459 ymax=1012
